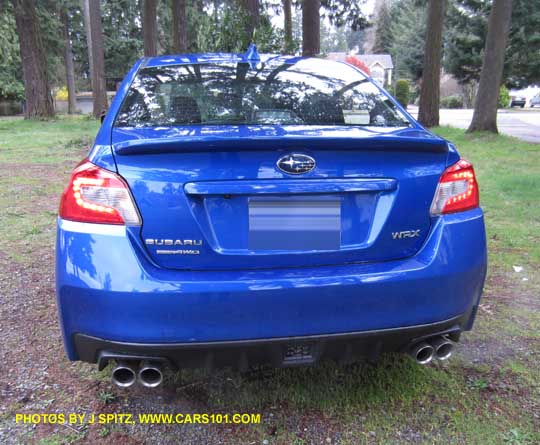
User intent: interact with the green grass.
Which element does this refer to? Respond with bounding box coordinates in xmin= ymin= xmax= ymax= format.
xmin=0 ymin=116 xmax=96 ymax=262
xmin=37 ymin=432 xmax=86 ymax=445
xmin=0 ymin=115 xmax=99 ymax=164
xmin=434 ymin=127 xmax=540 ymax=270
xmin=0 ymin=118 xmax=539 ymax=444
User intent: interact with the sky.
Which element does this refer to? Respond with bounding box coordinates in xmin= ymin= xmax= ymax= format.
xmin=364 ymin=0 xmax=376 ymax=16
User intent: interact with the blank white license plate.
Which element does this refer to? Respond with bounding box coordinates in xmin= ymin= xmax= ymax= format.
xmin=248 ymin=199 xmax=341 ymax=250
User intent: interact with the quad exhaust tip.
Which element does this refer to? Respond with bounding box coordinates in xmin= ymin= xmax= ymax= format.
xmin=111 ymin=361 xmax=137 ymax=388
xmin=111 ymin=360 xmax=164 ymax=388
xmin=409 ymin=336 xmax=455 ymax=364
xmin=430 ymin=336 xmax=455 ymax=361
xmin=138 ymin=361 xmax=163 ymax=388
xmin=410 ymin=341 xmax=434 ymax=365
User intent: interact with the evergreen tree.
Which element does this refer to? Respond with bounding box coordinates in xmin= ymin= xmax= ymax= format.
xmin=444 ymin=0 xmax=490 ymax=85
xmin=302 ymin=0 xmax=320 ymax=56
xmin=372 ymin=0 xmax=392 ymax=54
xmin=283 ymin=0 xmax=294 ymax=53
xmin=418 ymin=0 xmax=446 ymax=128
xmin=507 ymin=0 xmax=540 ymax=87
xmin=143 ymin=0 xmax=158 ymax=56
xmin=241 ymin=0 xmax=260 ymax=40
xmin=320 ymin=21 xmax=348 ymax=53
xmin=60 ymin=6 xmax=77 ymax=113
xmin=86 ymin=0 xmax=107 ymax=117
xmin=445 ymin=0 xmax=540 ymax=88
xmin=101 ymin=0 xmax=142 ymax=79
xmin=468 ymin=0 xmax=513 ymax=133
xmin=171 ymin=0 xmax=187 ymax=53
xmin=390 ymin=0 xmax=426 ymax=81
xmin=0 ymin=3 xmax=24 ymax=100
xmin=320 ymin=0 xmax=369 ymax=31
xmin=11 ymin=0 xmax=55 ymax=118
xmin=346 ymin=28 xmax=365 ymax=52
xmin=195 ymin=1 xmax=283 ymax=53
xmin=36 ymin=1 xmax=64 ymax=87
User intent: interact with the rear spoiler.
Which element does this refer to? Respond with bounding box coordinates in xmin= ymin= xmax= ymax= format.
xmin=113 ymin=131 xmax=449 ymax=156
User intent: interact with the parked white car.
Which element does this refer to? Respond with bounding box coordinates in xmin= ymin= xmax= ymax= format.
xmin=509 ymin=87 xmax=540 ymax=108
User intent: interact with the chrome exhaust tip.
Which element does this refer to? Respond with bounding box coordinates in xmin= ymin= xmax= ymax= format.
xmin=111 ymin=361 xmax=137 ymax=388
xmin=138 ymin=361 xmax=163 ymax=388
xmin=410 ymin=341 xmax=435 ymax=365
xmin=430 ymin=336 xmax=455 ymax=361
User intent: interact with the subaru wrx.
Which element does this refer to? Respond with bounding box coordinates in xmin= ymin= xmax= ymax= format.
xmin=56 ymin=50 xmax=487 ymax=388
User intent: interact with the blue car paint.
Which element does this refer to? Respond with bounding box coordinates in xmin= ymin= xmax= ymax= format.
xmin=111 ymin=144 xmax=446 ymax=270
xmin=57 ymin=53 xmax=487 ymax=364
xmin=57 ymin=209 xmax=486 ymax=359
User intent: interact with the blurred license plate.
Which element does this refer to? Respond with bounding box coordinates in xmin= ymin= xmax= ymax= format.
xmin=248 ymin=199 xmax=341 ymax=250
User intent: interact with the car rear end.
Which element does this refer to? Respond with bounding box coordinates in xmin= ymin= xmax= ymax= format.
xmin=56 ymin=55 xmax=487 ymax=385
xmin=510 ymin=94 xmax=527 ymax=107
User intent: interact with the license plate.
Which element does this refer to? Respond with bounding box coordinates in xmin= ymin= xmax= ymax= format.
xmin=282 ymin=343 xmax=315 ymax=365
xmin=248 ymin=199 xmax=341 ymax=251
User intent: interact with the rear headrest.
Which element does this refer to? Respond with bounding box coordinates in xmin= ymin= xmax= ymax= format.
xmin=299 ymin=96 xmax=344 ymax=125
xmin=169 ymin=96 xmax=202 ymax=124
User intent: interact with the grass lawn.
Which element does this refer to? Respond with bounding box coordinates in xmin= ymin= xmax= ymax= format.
xmin=0 ymin=116 xmax=538 ymax=444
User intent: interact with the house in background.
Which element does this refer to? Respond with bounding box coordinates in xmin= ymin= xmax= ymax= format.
xmin=327 ymin=52 xmax=394 ymax=86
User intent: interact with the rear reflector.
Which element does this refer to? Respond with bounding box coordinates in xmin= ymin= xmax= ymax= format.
xmin=430 ymin=159 xmax=479 ymax=215
xmin=59 ymin=160 xmax=141 ymax=225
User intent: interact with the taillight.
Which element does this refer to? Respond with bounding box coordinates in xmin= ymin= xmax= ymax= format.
xmin=430 ymin=159 xmax=479 ymax=215
xmin=59 ymin=159 xmax=141 ymax=225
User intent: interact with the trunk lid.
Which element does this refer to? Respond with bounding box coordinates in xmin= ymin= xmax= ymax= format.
xmin=112 ymin=125 xmax=448 ymax=270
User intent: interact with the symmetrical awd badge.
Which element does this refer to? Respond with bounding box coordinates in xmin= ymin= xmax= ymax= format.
xmin=145 ymin=238 xmax=202 ymax=255
xmin=277 ymin=154 xmax=316 ymax=174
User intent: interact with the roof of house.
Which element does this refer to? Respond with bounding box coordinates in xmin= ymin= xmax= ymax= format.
xmin=326 ymin=52 xmax=394 ymax=69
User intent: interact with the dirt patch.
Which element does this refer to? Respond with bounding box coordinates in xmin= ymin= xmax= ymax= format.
xmin=459 ymin=268 xmax=540 ymax=357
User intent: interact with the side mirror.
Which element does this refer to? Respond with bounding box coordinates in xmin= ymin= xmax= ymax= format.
xmin=100 ymin=112 xmax=106 ymax=124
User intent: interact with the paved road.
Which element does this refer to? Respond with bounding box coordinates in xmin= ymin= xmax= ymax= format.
xmin=409 ymin=107 xmax=540 ymax=143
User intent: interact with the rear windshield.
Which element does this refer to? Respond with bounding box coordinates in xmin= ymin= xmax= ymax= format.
xmin=115 ymin=58 xmax=410 ymax=128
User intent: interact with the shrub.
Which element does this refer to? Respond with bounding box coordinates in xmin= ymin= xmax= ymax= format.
xmin=498 ymin=85 xmax=510 ymax=108
xmin=56 ymin=86 xmax=69 ymax=101
xmin=0 ymin=76 xmax=24 ymax=101
xmin=440 ymin=95 xmax=463 ymax=109
xmin=395 ymin=79 xmax=410 ymax=108
xmin=345 ymin=56 xmax=371 ymax=76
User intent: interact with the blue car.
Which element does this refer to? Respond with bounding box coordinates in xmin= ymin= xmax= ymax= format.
xmin=56 ymin=49 xmax=487 ymax=388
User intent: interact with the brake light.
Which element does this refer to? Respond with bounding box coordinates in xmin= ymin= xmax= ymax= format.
xmin=430 ymin=159 xmax=479 ymax=215
xmin=59 ymin=160 xmax=141 ymax=225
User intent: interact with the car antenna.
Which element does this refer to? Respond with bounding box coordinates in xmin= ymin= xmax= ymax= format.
xmin=245 ymin=43 xmax=260 ymax=69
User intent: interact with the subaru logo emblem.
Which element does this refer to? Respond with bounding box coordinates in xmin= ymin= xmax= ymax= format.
xmin=276 ymin=154 xmax=316 ymax=175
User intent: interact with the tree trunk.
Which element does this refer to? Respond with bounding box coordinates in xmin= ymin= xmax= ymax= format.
xmin=12 ymin=0 xmax=54 ymax=119
xmin=283 ymin=0 xmax=293 ymax=54
xmin=82 ymin=0 xmax=94 ymax=90
xmin=242 ymin=0 xmax=260 ymax=41
xmin=88 ymin=0 xmax=107 ymax=118
xmin=61 ymin=9 xmax=77 ymax=114
xmin=467 ymin=0 xmax=513 ymax=133
xmin=143 ymin=0 xmax=158 ymax=56
xmin=171 ymin=0 xmax=187 ymax=53
xmin=302 ymin=0 xmax=320 ymax=56
xmin=418 ymin=0 xmax=446 ymax=128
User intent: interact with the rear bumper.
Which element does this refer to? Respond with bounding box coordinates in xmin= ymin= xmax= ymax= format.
xmin=75 ymin=312 xmax=470 ymax=370
xmin=56 ymin=208 xmax=487 ymax=365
